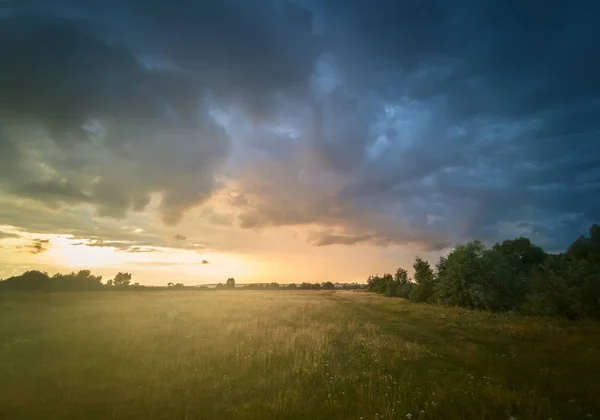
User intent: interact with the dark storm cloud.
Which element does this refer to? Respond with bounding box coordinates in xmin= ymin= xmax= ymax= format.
xmin=16 ymin=180 xmax=90 ymax=207
xmin=228 ymin=0 xmax=600 ymax=250
xmin=0 ymin=0 xmax=326 ymax=231
xmin=0 ymin=0 xmax=598 ymax=251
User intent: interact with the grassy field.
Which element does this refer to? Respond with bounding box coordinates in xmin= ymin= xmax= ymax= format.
xmin=1 ymin=291 xmax=599 ymax=420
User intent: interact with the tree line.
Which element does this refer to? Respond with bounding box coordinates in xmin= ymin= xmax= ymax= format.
xmin=216 ymin=279 xmax=363 ymax=290
xmin=0 ymin=270 xmax=135 ymax=291
xmin=0 ymin=271 xmax=365 ymax=292
xmin=367 ymin=224 xmax=600 ymax=319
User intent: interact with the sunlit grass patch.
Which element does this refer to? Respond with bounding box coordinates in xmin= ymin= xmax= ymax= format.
xmin=0 ymin=290 xmax=598 ymax=419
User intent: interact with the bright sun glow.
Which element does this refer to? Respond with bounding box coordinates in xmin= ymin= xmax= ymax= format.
xmin=46 ymin=237 xmax=125 ymax=267
xmin=39 ymin=235 xmax=259 ymax=284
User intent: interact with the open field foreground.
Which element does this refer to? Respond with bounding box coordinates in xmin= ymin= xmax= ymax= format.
xmin=1 ymin=291 xmax=599 ymax=420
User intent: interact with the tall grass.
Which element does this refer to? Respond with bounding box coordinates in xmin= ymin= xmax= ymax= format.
xmin=1 ymin=291 xmax=599 ymax=419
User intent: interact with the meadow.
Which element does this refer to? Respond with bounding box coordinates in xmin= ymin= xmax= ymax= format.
xmin=1 ymin=290 xmax=599 ymax=420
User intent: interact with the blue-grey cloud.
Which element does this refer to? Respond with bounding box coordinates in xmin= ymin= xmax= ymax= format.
xmin=0 ymin=0 xmax=598 ymax=251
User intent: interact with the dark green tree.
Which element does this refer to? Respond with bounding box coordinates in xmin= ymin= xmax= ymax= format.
xmin=0 ymin=270 xmax=51 ymax=291
xmin=567 ymin=224 xmax=600 ymax=263
xmin=367 ymin=275 xmax=386 ymax=294
xmin=394 ymin=268 xmax=411 ymax=298
xmin=435 ymin=240 xmax=517 ymax=310
xmin=52 ymin=270 xmax=103 ymax=291
xmin=410 ymin=257 xmax=435 ymax=302
xmin=113 ymin=272 xmax=132 ymax=287
xmin=493 ymin=237 xmax=547 ymax=273
xmin=381 ymin=273 xmax=397 ymax=297
xmin=322 ymin=281 xmax=335 ymax=290
xmin=525 ymin=255 xmax=600 ymax=319
xmin=435 ymin=256 xmax=447 ymax=282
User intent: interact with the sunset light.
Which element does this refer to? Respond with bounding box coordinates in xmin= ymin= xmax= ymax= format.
xmin=1 ymin=1 xmax=599 ymax=418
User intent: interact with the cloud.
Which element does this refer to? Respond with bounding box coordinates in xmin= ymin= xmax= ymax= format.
xmin=120 ymin=246 xmax=161 ymax=254
xmin=173 ymin=234 xmax=186 ymax=241
xmin=222 ymin=0 xmax=600 ymax=250
xmin=311 ymin=232 xmax=373 ymax=247
xmin=0 ymin=230 xmax=20 ymax=240
xmin=21 ymin=239 xmax=50 ymax=255
xmin=0 ymin=9 xmax=230 ymax=225
xmin=0 ymin=0 xmax=598 ymax=253
xmin=16 ymin=180 xmax=90 ymax=207
xmin=71 ymin=239 xmax=161 ymax=254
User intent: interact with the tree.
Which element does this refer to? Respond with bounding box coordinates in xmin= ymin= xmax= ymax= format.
xmin=435 ymin=241 xmax=483 ymax=307
xmin=362 ymin=227 xmax=600 ymax=319
xmin=322 ymin=281 xmax=335 ymax=290
xmin=113 ymin=272 xmax=132 ymax=287
xmin=435 ymin=256 xmax=447 ymax=282
xmin=567 ymin=224 xmax=600 ymax=263
xmin=493 ymin=237 xmax=547 ymax=274
xmin=410 ymin=257 xmax=435 ymax=303
xmin=524 ymin=255 xmax=600 ymax=319
xmin=226 ymin=278 xmax=235 ymax=288
xmin=590 ymin=224 xmax=600 ymax=244
xmin=50 ymin=270 xmax=103 ymax=291
xmin=367 ymin=275 xmax=386 ymax=294
xmin=0 ymin=270 xmax=51 ymax=291
xmin=434 ymin=240 xmax=518 ymax=310
xmin=167 ymin=282 xmax=175 ymax=288
xmin=394 ymin=268 xmax=411 ymax=298
xmin=379 ymin=273 xmax=395 ymax=297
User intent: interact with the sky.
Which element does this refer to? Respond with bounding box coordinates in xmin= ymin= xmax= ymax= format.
xmin=0 ymin=0 xmax=599 ymax=285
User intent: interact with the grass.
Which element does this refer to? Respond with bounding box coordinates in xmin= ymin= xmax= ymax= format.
xmin=1 ymin=290 xmax=599 ymax=420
